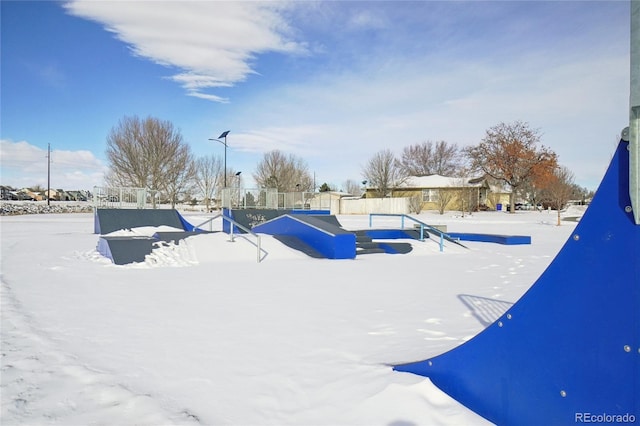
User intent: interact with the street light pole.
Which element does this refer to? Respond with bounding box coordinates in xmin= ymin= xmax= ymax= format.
xmin=235 ymin=171 xmax=242 ymax=208
xmin=209 ymin=130 xmax=230 ymax=187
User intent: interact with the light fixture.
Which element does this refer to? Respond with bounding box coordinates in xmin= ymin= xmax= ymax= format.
xmin=209 ymin=130 xmax=230 ymax=187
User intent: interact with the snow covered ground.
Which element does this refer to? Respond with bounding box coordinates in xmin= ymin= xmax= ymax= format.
xmin=1 ymin=208 xmax=580 ymax=425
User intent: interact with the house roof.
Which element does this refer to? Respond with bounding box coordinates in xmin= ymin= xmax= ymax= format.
xmin=309 ymin=191 xmax=352 ymax=198
xmin=399 ymin=174 xmax=487 ymax=189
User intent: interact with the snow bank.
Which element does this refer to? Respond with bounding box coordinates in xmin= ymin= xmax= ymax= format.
xmin=0 ymin=201 xmax=93 ymax=215
xmin=1 ymin=211 xmax=577 ymax=425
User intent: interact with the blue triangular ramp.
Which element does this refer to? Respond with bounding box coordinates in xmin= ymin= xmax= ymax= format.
xmin=174 ymin=211 xmax=201 ymax=232
xmin=253 ymin=214 xmax=356 ymax=259
xmin=394 ymin=141 xmax=639 ymax=425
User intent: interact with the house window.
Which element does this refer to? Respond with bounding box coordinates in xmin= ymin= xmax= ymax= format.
xmin=422 ymin=189 xmax=439 ymax=202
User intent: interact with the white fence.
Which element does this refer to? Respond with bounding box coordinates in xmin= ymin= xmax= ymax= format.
xmin=279 ymin=192 xmax=333 ymax=210
xmin=220 ymin=187 xmax=278 ymax=209
xmin=93 ymin=186 xmax=152 ymax=209
xmin=330 ymin=197 xmax=411 ymax=215
xmin=220 ymin=189 xmax=334 ymax=210
xmin=94 ymin=185 xmax=410 ymax=214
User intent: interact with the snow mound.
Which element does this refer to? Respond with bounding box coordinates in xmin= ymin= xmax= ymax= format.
xmin=104 ymin=225 xmax=185 ymax=237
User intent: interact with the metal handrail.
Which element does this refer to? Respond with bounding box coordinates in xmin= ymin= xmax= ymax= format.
xmin=193 ymin=213 xmax=222 ymax=231
xmin=368 ymin=213 xmax=466 ymax=252
xmin=192 ymin=213 xmax=265 ymax=263
xmin=267 ymin=214 xmax=337 ymax=236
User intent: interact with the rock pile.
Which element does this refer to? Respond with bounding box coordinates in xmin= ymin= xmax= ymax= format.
xmin=0 ymin=202 xmax=94 ymax=215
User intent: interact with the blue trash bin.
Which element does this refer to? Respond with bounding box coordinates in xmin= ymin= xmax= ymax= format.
xmin=496 ymin=204 xmax=502 ymax=211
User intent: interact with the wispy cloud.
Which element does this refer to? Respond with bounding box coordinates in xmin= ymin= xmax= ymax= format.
xmin=0 ymin=140 xmax=106 ymax=189
xmin=346 ymin=9 xmax=389 ymax=31
xmin=63 ymin=1 xmax=307 ymax=102
xmin=234 ymin=125 xmax=331 ymax=155
xmin=58 ymin=1 xmax=628 ymax=190
xmin=225 ymin=43 xmax=628 ymax=188
xmin=38 ymin=63 xmax=67 ymax=89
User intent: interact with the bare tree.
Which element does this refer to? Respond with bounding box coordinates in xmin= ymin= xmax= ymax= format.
xmin=540 ymin=165 xmax=575 ymax=226
xmin=343 ymin=179 xmax=363 ymax=197
xmin=195 ymin=155 xmax=223 ymax=211
xmin=399 ymin=140 xmax=461 ymax=176
xmin=106 ymin=115 xmax=194 ymax=206
xmin=453 ymin=164 xmax=478 ymax=216
xmin=195 ymin=155 xmax=223 ymax=210
xmin=569 ymin=184 xmax=593 ymax=205
xmin=253 ymin=150 xmax=313 ymax=192
xmin=436 ymin=189 xmax=455 ymax=215
xmin=164 ymin=156 xmax=196 ymax=208
xmin=519 ymin=178 xmax=543 ymax=210
xmin=455 ymin=182 xmax=472 ymax=217
xmin=465 ymin=121 xmax=557 ymax=213
xmin=409 ymin=195 xmax=423 ymax=214
xmin=460 ymin=186 xmax=478 ymax=216
xmin=222 ymin=168 xmax=241 ymax=192
xmin=362 ymin=149 xmax=406 ymax=197
xmin=106 ymin=116 xmax=145 ymax=187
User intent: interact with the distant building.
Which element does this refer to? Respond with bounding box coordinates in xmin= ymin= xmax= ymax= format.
xmin=1 ymin=186 xmax=17 ymax=200
xmin=364 ymin=175 xmax=511 ymax=212
xmin=66 ymin=190 xmax=89 ymax=201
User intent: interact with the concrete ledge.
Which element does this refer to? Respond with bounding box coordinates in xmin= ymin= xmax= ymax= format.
xmin=362 ymin=229 xmax=424 ymax=240
xmin=415 ymin=223 xmax=447 ymax=233
xmin=447 ymin=232 xmax=531 ymax=245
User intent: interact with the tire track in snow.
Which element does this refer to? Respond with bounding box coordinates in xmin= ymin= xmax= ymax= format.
xmin=0 ymin=277 xmax=202 ymax=425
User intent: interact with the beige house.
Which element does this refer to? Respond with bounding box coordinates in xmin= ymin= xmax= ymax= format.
xmin=365 ymin=175 xmax=508 ymax=212
xmin=18 ymin=189 xmax=43 ymax=201
xmin=299 ymin=191 xmax=349 ymax=210
xmin=487 ymin=184 xmax=512 ymax=211
xmin=44 ymin=189 xmax=58 ymax=201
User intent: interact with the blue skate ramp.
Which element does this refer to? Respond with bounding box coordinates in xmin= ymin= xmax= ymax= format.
xmin=272 ymin=235 xmax=325 ymax=258
xmin=221 ymin=208 xmax=330 ymax=234
xmin=394 ymin=140 xmax=639 ymax=424
xmin=253 ymin=214 xmax=356 ymax=259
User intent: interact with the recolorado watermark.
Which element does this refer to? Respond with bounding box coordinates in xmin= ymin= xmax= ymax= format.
xmin=575 ymin=412 xmax=636 ymax=423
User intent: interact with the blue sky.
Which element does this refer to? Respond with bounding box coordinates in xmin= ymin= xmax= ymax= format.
xmin=0 ymin=0 xmax=631 ymax=192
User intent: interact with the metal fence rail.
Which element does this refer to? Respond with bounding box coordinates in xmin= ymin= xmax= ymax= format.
xmin=220 ymin=188 xmax=332 ymax=210
xmin=220 ymin=187 xmax=278 ymax=209
xmin=93 ymin=186 xmax=151 ymax=209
